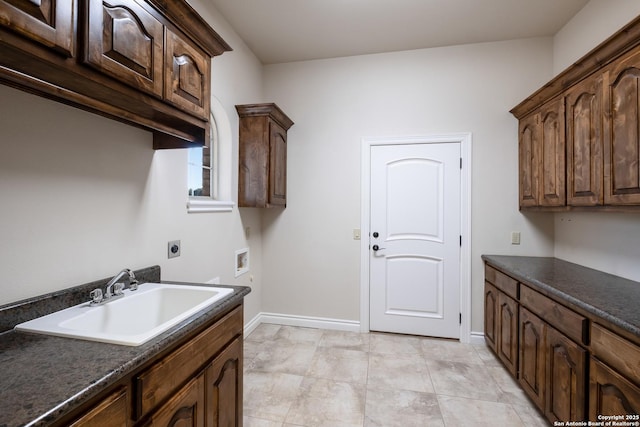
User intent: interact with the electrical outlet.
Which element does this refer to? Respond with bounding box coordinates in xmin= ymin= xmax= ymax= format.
xmin=168 ymin=240 xmax=181 ymax=258
xmin=511 ymin=232 xmax=521 ymax=245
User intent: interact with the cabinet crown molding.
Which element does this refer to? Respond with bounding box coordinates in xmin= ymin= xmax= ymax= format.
xmin=511 ymin=13 xmax=640 ymax=119
xmin=236 ymin=103 xmax=295 ymax=130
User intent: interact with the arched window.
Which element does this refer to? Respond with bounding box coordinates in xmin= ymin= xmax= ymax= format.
xmin=187 ymin=96 xmax=234 ymax=212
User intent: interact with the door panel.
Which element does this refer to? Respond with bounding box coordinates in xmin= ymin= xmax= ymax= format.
xmin=370 ymin=142 xmax=461 ymax=338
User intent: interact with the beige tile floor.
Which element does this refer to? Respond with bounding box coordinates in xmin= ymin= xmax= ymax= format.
xmin=243 ymin=324 xmax=549 ymax=427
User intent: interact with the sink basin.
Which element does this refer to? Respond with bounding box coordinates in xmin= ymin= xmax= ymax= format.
xmin=14 ymin=283 xmax=233 ymax=346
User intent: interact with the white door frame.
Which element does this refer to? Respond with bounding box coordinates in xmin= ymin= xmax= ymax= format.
xmin=360 ymin=133 xmax=472 ymax=342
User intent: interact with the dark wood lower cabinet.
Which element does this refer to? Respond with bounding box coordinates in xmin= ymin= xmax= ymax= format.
xmin=545 ymin=327 xmax=586 ymax=422
xmin=482 ymin=260 xmax=640 ymax=426
xmin=484 ymin=281 xmax=499 ymax=353
xmin=205 ymin=337 xmax=243 ymax=427
xmin=497 ymin=291 xmax=519 ymax=376
xmin=519 ymin=307 xmax=546 ymax=410
xmin=590 ymin=358 xmax=640 ymax=418
xmin=148 ymin=374 xmax=205 ymax=427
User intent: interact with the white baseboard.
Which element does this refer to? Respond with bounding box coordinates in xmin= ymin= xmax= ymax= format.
xmin=244 ymin=312 xmax=486 ymax=345
xmin=244 ymin=312 xmax=360 ymax=337
xmin=469 ymin=331 xmax=486 ymax=345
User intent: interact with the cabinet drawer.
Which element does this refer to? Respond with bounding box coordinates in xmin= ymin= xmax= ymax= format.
xmin=69 ymin=387 xmax=129 ymax=426
xmin=520 ymin=285 xmax=587 ymax=345
xmin=591 ymin=323 xmax=640 ymax=386
xmin=135 ymin=304 xmax=242 ymax=418
xmin=484 ymin=264 xmax=518 ymax=299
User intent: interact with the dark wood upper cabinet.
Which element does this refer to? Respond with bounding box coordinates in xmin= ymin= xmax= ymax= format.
xmin=0 ymin=0 xmax=74 ymax=56
xmin=603 ymin=48 xmax=640 ymax=205
xmin=566 ymin=74 xmax=603 ymax=206
xmin=518 ymin=112 xmax=540 ymax=208
xmin=84 ymin=0 xmax=164 ymax=98
xmin=237 ymin=103 xmax=294 ymax=208
xmin=165 ymin=29 xmax=210 ymax=120
xmin=517 ymin=96 xmax=565 ymax=209
xmin=0 ymin=0 xmax=231 ymax=149
xmin=512 ymin=14 xmax=640 ymax=210
xmin=539 ymin=97 xmax=566 ymax=207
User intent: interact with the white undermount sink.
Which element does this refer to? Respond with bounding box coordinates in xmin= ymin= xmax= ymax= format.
xmin=14 ymin=283 xmax=233 ymax=346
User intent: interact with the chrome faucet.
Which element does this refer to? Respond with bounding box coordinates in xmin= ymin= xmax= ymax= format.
xmin=89 ymin=268 xmax=139 ymax=306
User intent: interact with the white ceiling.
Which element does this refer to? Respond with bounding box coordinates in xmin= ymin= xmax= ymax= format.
xmin=208 ymin=0 xmax=589 ymax=64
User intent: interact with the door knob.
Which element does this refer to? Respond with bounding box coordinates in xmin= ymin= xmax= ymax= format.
xmin=372 ymin=245 xmax=386 ymax=251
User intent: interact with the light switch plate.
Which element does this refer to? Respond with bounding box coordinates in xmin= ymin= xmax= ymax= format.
xmin=511 ymin=232 xmax=521 ymax=245
xmin=353 ymin=229 xmax=361 ymax=240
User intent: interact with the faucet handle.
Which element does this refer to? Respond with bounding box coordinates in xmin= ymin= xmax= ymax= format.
xmin=113 ymin=283 xmax=125 ymax=296
xmin=89 ymin=289 xmax=103 ymax=304
xmin=129 ymin=279 xmax=139 ymax=291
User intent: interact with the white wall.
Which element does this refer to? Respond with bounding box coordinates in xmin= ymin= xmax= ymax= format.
xmin=261 ymin=38 xmax=556 ymax=333
xmin=552 ymin=0 xmax=640 ymax=281
xmin=0 ymin=0 xmax=266 ymax=324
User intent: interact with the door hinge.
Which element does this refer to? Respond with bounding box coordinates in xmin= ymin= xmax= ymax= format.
xmin=459 ymin=235 xmax=462 ymax=246
xmin=459 ymin=313 xmax=462 ymax=324
xmin=460 ymin=158 xmax=462 ymax=169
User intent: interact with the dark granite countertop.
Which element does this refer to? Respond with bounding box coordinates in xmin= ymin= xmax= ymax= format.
xmin=482 ymin=255 xmax=640 ymax=339
xmin=0 ymin=271 xmax=250 ymax=427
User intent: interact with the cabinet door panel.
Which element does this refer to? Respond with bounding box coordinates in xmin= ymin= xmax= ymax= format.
xmin=590 ymin=358 xmax=640 ymax=419
xmin=269 ymin=121 xmax=287 ymax=206
xmin=165 ymin=29 xmax=210 ymax=119
xmin=566 ymin=75 xmax=603 ymax=206
xmin=545 ymin=327 xmax=586 ymax=423
xmin=539 ymin=97 xmax=566 ymax=207
xmin=484 ymin=281 xmax=498 ymax=353
xmin=149 ymin=373 xmax=205 ymax=427
xmin=0 ymin=0 xmax=74 ymax=55
xmin=84 ymin=0 xmax=163 ymax=97
xmin=604 ymin=49 xmax=640 ymax=205
xmin=205 ymin=337 xmax=243 ymax=427
xmin=519 ymin=307 xmax=546 ymax=410
xmin=497 ymin=292 xmax=518 ymax=376
xmin=519 ymin=112 xmax=540 ymax=208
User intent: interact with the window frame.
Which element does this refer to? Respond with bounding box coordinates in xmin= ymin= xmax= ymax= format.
xmin=187 ymin=96 xmax=234 ymax=213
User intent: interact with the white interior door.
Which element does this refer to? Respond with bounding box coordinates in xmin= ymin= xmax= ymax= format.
xmin=369 ymin=142 xmax=461 ymax=338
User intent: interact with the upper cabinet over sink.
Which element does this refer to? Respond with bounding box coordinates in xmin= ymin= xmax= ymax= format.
xmin=511 ymin=14 xmax=640 ymax=210
xmin=0 ymin=0 xmax=230 ymax=149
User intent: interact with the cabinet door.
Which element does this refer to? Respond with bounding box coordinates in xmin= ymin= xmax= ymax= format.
xmin=484 ymin=281 xmax=499 ymax=353
xmin=603 ymin=48 xmax=640 ymax=205
xmin=205 ymin=337 xmax=243 ymax=427
xmin=519 ymin=112 xmax=540 ymax=208
xmin=268 ymin=120 xmax=287 ymax=206
xmin=148 ymin=373 xmax=205 ymax=427
xmin=0 ymin=0 xmax=74 ymax=56
xmin=165 ymin=29 xmax=210 ymax=120
xmin=539 ymin=96 xmax=566 ymax=207
xmin=566 ymin=74 xmax=603 ymax=206
xmin=84 ymin=0 xmax=163 ymax=97
xmin=519 ymin=307 xmax=546 ymax=410
xmin=590 ymin=358 xmax=640 ymax=419
xmin=545 ymin=327 xmax=586 ymax=423
xmin=69 ymin=387 xmax=129 ymax=426
xmin=497 ymin=292 xmax=518 ymax=376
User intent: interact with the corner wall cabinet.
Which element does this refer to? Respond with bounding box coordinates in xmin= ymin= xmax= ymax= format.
xmin=236 ymin=103 xmax=294 ymax=208
xmin=511 ymin=14 xmax=640 ymax=210
xmin=0 ymin=0 xmax=230 ymax=149
xmin=483 ymin=258 xmax=640 ymax=424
